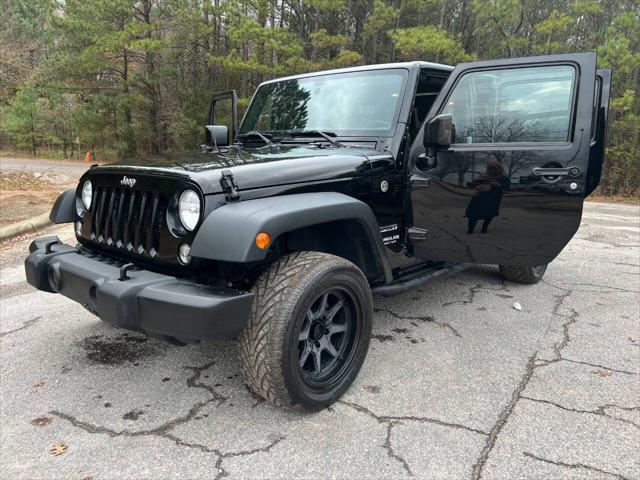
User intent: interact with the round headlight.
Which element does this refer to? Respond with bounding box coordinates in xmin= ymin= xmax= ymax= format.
xmin=81 ymin=180 xmax=92 ymax=210
xmin=178 ymin=189 xmax=201 ymax=231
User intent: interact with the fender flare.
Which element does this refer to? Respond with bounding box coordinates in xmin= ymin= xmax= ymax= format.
xmin=190 ymin=192 xmax=392 ymax=283
xmin=50 ymin=189 xmax=76 ymax=224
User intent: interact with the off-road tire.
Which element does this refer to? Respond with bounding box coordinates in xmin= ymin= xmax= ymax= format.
xmin=498 ymin=264 xmax=548 ymax=284
xmin=237 ymin=251 xmax=373 ymax=411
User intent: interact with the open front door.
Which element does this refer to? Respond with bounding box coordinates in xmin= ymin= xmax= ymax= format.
xmin=408 ymin=52 xmax=602 ymax=266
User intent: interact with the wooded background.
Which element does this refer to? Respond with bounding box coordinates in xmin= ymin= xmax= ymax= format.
xmin=1 ymin=0 xmax=638 ymax=195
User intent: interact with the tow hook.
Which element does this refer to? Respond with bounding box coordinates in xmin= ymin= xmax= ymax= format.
xmin=45 ymin=239 xmax=61 ymax=254
xmin=119 ymin=263 xmax=136 ymax=281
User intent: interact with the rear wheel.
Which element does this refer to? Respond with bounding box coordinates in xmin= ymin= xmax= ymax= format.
xmin=237 ymin=251 xmax=372 ymax=411
xmin=498 ymin=264 xmax=548 ymax=284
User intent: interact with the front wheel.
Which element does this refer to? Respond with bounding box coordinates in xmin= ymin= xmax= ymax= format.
xmin=498 ymin=264 xmax=548 ymax=284
xmin=237 ymin=251 xmax=373 ymax=411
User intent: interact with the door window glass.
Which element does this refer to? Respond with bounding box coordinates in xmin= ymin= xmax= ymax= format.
xmin=442 ymin=65 xmax=575 ymax=144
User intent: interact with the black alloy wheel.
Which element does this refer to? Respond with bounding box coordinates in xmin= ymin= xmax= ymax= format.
xmin=237 ymin=251 xmax=373 ymax=411
xmin=297 ymin=288 xmax=360 ymax=387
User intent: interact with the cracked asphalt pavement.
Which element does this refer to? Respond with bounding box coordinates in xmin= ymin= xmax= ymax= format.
xmin=1 ymin=201 xmax=639 ymax=479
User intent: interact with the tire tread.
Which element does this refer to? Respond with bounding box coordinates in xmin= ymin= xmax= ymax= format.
xmin=498 ymin=264 xmax=547 ymax=284
xmin=237 ymin=251 xmax=360 ymax=408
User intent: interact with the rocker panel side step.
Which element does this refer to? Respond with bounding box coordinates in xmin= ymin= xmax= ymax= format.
xmin=372 ymin=262 xmax=469 ymax=296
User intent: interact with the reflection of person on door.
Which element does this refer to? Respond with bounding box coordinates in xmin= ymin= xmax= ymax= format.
xmin=465 ymin=160 xmax=510 ymax=234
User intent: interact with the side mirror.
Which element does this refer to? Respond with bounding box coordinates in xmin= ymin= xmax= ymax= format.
xmin=205 ymin=125 xmax=229 ymax=147
xmin=424 ymin=113 xmax=453 ymax=149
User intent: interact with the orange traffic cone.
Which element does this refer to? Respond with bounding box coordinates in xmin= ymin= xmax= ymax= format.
xmin=84 ymin=151 xmax=92 ymax=163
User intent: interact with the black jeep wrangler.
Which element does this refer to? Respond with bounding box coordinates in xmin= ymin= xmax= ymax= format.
xmin=25 ymin=53 xmax=611 ymax=410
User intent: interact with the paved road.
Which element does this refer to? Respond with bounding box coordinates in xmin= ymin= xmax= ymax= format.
xmin=0 ymin=156 xmax=94 ymax=183
xmin=1 ymin=202 xmax=638 ymax=479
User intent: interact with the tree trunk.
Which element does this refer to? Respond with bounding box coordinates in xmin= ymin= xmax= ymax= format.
xmin=242 ymin=43 xmax=248 ymax=97
xmin=311 ymin=9 xmax=319 ymax=62
xmin=122 ymin=48 xmax=135 ymax=156
xmin=142 ymin=0 xmax=163 ymax=154
xmin=436 ymin=0 xmax=447 ymax=63
xmin=30 ymin=112 xmax=36 ymax=156
xmin=545 ymin=28 xmax=552 ymax=55
xmin=391 ymin=0 xmax=402 ymax=62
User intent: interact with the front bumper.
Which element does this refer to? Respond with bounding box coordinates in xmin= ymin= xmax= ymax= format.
xmin=24 ymin=236 xmax=254 ymax=341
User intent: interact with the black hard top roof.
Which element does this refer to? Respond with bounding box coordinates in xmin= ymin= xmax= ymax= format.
xmin=260 ymin=61 xmax=454 ymax=86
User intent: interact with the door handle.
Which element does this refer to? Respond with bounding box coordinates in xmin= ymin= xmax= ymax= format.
xmin=410 ymin=174 xmax=431 ymax=190
xmin=532 ymin=167 xmax=575 ymax=177
xmin=533 ymin=167 xmax=581 ymax=183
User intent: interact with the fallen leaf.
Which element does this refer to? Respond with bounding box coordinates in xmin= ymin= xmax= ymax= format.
xmin=49 ymin=442 xmax=68 ymax=456
xmin=592 ymin=370 xmax=612 ymax=378
xmin=34 ymin=380 xmax=45 ymax=388
xmin=513 ymin=302 xmax=522 ymax=311
xmin=30 ymin=416 xmax=52 ymax=427
xmin=82 ymin=476 xmax=94 ymax=480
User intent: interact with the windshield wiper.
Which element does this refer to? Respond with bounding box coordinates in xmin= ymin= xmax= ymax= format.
xmin=238 ymin=131 xmax=275 ymax=145
xmin=287 ymin=130 xmax=345 ymax=148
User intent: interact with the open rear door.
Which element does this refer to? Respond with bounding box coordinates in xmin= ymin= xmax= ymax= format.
xmin=408 ymin=53 xmax=599 ymax=266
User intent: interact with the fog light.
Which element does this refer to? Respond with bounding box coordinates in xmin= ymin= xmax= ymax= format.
xmin=178 ymin=243 xmax=191 ymax=264
xmin=75 ymin=221 xmax=82 ymax=237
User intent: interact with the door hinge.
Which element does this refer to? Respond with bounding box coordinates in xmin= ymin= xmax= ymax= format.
xmin=410 ymin=174 xmax=431 ymax=190
xmin=407 ymin=227 xmax=429 ymax=242
xmin=220 ymin=170 xmax=241 ymax=202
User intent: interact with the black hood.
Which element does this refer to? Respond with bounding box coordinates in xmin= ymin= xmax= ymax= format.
xmin=95 ymin=145 xmax=376 ymax=194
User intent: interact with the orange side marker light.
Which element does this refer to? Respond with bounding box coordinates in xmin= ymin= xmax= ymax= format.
xmin=255 ymin=232 xmax=271 ymax=249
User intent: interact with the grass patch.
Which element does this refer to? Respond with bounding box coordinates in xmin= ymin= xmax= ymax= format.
xmin=587 ymin=194 xmax=640 ymax=205
xmin=0 ymin=149 xmax=69 ymax=160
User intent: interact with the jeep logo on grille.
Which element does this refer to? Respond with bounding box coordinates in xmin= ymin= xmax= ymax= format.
xmin=120 ymin=176 xmax=136 ymax=187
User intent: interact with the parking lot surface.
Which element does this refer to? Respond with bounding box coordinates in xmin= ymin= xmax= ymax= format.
xmin=1 ymin=201 xmax=638 ymax=479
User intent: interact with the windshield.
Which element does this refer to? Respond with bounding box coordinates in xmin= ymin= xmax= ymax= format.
xmin=239 ymin=69 xmax=408 ymax=137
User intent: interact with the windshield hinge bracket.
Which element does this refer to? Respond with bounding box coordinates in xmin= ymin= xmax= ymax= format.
xmin=407 ymin=227 xmax=429 ymax=242
xmin=220 ymin=170 xmax=241 ymax=202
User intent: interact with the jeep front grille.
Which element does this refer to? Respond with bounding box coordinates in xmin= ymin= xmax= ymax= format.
xmin=89 ymin=186 xmax=165 ymax=258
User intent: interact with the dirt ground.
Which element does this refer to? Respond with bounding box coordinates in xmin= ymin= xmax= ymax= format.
xmin=0 ymin=155 xmax=87 ymax=228
xmin=0 ymin=172 xmax=75 ymax=227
